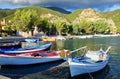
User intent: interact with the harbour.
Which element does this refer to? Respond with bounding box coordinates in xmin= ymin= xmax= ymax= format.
xmin=0 ymin=36 xmax=119 ymax=79
xmin=0 ymin=0 xmax=120 ymax=79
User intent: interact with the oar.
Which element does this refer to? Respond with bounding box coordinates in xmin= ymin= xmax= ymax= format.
xmin=104 ymin=46 xmax=111 ymax=54
xmin=67 ymin=46 xmax=87 ymax=61
xmin=59 ymin=46 xmax=87 ymax=60
xmin=71 ymin=46 xmax=87 ymax=53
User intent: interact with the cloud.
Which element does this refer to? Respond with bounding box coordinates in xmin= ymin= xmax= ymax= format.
xmin=0 ymin=0 xmax=120 ymax=12
xmin=103 ymin=4 xmax=120 ymax=12
xmin=0 ymin=0 xmax=42 ymax=5
xmin=94 ymin=4 xmax=120 ymax=12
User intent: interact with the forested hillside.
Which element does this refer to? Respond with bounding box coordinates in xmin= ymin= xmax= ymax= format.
xmin=0 ymin=6 xmax=119 ymax=36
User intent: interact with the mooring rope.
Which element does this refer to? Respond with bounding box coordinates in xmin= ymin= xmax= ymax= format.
xmin=82 ymin=61 xmax=94 ymax=79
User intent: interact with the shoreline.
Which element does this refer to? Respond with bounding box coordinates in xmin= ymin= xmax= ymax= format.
xmin=70 ymin=34 xmax=120 ymax=38
xmin=0 ymin=34 xmax=119 ymax=42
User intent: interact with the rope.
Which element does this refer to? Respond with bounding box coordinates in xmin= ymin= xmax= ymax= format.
xmin=82 ymin=61 xmax=94 ymax=79
xmin=88 ymin=72 xmax=94 ymax=79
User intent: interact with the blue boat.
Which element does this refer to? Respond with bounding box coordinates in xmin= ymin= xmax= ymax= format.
xmin=0 ymin=43 xmax=51 ymax=54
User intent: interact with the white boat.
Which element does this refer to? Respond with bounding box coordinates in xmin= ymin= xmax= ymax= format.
xmin=0 ymin=51 xmax=62 ymax=65
xmin=68 ymin=46 xmax=111 ymax=77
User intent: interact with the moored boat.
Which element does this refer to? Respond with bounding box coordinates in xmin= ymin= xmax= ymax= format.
xmin=0 ymin=46 xmax=88 ymax=66
xmin=0 ymin=43 xmax=51 ymax=54
xmin=67 ymin=46 xmax=111 ymax=77
xmin=0 ymin=51 xmax=62 ymax=65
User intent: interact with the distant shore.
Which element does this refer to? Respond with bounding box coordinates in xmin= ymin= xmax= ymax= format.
xmin=71 ymin=34 xmax=120 ymax=39
xmin=0 ymin=34 xmax=119 ymax=43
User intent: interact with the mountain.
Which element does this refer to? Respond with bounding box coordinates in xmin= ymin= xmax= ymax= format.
xmin=0 ymin=9 xmax=15 ymax=20
xmin=100 ymin=9 xmax=120 ymax=27
xmin=3 ymin=6 xmax=66 ymax=21
xmin=66 ymin=9 xmax=82 ymax=21
xmin=73 ymin=8 xmax=104 ymax=22
xmin=66 ymin=8 xmax=104 ymax=22
xmin=46 ymin=7 xmax=71 ymax=14
xmin=0 ymin=6 xmax=119 ymax=28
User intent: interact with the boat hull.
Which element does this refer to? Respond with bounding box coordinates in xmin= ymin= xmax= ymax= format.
xmin=68 ymin=55 xmax=109 ymax=77
xmin=0 ymin=43 xmax=51 ymax=54
xmin=0 ymin=55 xmax=62 ymax=65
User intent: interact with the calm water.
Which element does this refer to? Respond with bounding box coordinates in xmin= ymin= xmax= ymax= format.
xmin=53 ymin=36 xmax=120 ymax=79
xmin=0 ymin=36 xmax=120 ymax=79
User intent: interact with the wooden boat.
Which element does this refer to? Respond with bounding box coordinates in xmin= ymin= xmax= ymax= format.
xmin=67 ymin=46 xmax=111 ymax=77
xmin=25 ymin=39 xmax=39 ymax=43
xmin=0 ymin=43 xmax=51 ymax=54
xmin=0 ymin=42 xmax=21 ymax=49
xmin=0 ymin=51 xmax=63 ymax=65
xmin=0 ymin=46 xmax=88 ymax=66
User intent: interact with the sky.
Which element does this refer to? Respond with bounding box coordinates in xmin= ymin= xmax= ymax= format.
xmin=0 ymin=0 xmax=120 ymax=12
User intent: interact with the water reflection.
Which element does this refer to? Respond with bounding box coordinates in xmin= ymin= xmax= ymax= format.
xmin=55 ymin=40 xmax=65 ymax=50
xmin=109 ymin=54 xmax=120 ymax=75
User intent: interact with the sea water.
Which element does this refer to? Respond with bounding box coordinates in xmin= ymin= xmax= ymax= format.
xmin=0 ymin=36 xmax=119 ymax=79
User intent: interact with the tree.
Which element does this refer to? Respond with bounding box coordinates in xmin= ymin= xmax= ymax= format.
xmin=13 ymin=9 xmax=38 ymax=35
xmin=72 ymin=24 xmax=80 ymax=34
xmin=116 ymin=26 xmax=120 ymax=33
xmin=61 ymin=22 xmax=69 ymax=35
xmin=68 ymin=24 xmax=73 ymax=35
xmin=54 ymin=20 xmax=66 ymax=35
xmin=92 ymin=20 xmax=108 ymax=34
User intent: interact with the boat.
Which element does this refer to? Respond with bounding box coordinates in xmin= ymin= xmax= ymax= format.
xmin=0 ymin=46 xmax=88 ymax=65
xmin=0 ymin=42 xmax=22 ymax=49
xmin=25 ymin=38 xmax=39 ymax=43
xmin=0 ymin=51 xmax=63 ymax=65
xmin=67 ymin=46 xmax=111 ymax=77
xmin=0 ymin=43 xmax=51 ymax=54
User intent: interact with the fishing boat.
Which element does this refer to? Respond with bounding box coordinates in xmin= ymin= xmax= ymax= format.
xmin=25 ymin=38 xmax=39 ymax=43
xmin=67 ymin=46 xmax=111 ymax=77
xmin=0 ymin=42 xmax=21 ymax=49
xmin=0 ymin=51 xmax=63 ymax=65
xmin=0 ymin=46 xmax=87 ymax=66
xmin=0 ymin=43 xmax=51 ymax=54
